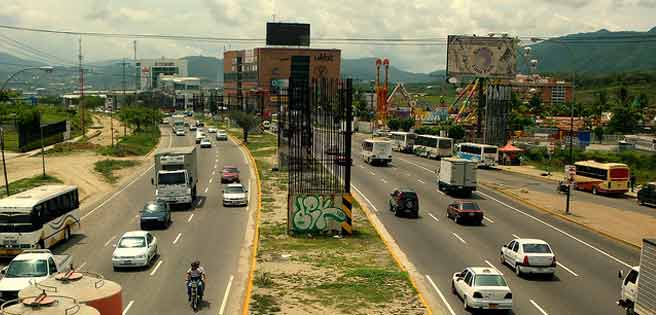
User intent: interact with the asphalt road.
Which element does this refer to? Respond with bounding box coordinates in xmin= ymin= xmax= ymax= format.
xmin=50 ymin=125 xmax=253 ymax=315
xmin=351 ymin=134 xmax=640 ymax=315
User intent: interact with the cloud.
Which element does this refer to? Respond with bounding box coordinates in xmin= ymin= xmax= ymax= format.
xmin=638 ymin=0 xmax=656 ymax=7
xmin=539 ymin=0 xmax=591 ymax=8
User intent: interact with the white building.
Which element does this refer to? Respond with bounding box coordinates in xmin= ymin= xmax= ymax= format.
xmin=136 ymin=58 xmax=188 ymax=90
xmin=160 ymin=75 xmax=200 ymax=110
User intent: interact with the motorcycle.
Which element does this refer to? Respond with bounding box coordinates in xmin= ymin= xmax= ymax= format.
xmin=189 ymin=278 xmax=203 ymax=311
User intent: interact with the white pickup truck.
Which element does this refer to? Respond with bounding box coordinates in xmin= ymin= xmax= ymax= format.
xmin=0 ymin=249 xmax=73 ymax=301
xmin=618 ymin=238 xmax=656 ymax=315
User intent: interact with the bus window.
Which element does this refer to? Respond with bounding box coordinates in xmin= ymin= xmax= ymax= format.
xmin=484 ymin=147 xmax=497 ymax=154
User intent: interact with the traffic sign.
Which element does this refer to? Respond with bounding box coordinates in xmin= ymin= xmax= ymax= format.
xmin=564 ymin=165 xmax=576 ymax=183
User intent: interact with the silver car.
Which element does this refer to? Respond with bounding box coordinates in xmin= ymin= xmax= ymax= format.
xmin=222 ymin=183 xmax=248 ymax=206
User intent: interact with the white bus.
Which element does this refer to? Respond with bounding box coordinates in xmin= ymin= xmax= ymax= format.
xmin=390 ymin=132 xmax=417 ymax=153
xmin=362 ymin=139 xmax=393 ymax=166
xmin=414 ymin=135 xmax=453 ymax=159
xmin=456 ymin=143 xmax=499 ymax=167
xmin=0 ymin=185 xmax=80 ymax=256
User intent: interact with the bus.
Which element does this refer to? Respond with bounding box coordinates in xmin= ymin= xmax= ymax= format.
xmin=362 ymin=139 xmax=393 ymax=166
xmin=0 ymin=185 xmax=80 ymax=256
xmin=390 ymin=131 xmax=416 ymax=153
xmin=574 ymin=160 xmax=630 ymax=195
xmin=414 ymin=135 xmax=453 ymax=159
xmin=456 ymin=143 xmax=499 ymax=167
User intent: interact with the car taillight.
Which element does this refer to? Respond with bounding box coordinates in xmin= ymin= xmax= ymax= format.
xmin=504 ymin=292 xmax=512 ymax=299
xmin=551 ymin=256 xmax=557 ymax=267
xmin=473 ymin=292 xmax=483 ymax=298
xmin=523 ymin=255 xmax=529 ymax=266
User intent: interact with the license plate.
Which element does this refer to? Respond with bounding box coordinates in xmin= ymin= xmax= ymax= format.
xmin=121 ymin=260 xmax=134 ymax=265
xmin=469 ymin=213 xmax=475 ymax=216
xmin=489 ymin=304 xmax=498 ymax=309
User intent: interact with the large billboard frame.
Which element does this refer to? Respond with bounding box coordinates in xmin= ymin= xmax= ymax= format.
xmin=266 ymin=22 xmax=310 ymax=47
xmin=446 ymin=35 xmax=518 ymax=80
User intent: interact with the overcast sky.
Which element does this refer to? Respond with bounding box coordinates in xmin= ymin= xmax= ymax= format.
xmin=1 ymin=0 xmax=655 ymax=72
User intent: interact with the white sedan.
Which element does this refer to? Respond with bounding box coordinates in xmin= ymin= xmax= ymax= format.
xmin=500 ymin=238 xmax=557 ymax=277
xmin=452 ymin=267 xmax=513 ymax=311
xmin=200 ymin=138 xmax=212 ymax=148
xmin=207 ymin=127 xmax=217 ymax=133
xmin=112 ymin=231 xmax=158 ymax=270
xmin=223 ymin=183 xmax=248 ymax=206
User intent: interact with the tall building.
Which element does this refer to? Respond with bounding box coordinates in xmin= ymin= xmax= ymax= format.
xmin=223 ymin=47 xmax=341 ymax=118
xmin=135 ymin=58 xmax=188 ymax=90
xmin=510 ymin=74 xmax=573 ymax=105
xmin=159 ymin=75 xmax=201 ymax=110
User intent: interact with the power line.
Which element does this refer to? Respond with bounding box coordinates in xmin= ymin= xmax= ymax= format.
xmin=0 ymin=33 xmax=77 ymax=66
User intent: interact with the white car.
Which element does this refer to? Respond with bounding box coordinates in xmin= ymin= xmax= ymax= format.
xmin=215 ymin=130 xmax=228 ymax=141
xmin=207 ymin=127 xmax=217 ymax=133
xmin=223 ymin=183 xmax=248 ymax=206
xmin=112 ymin=231 xmax=158 ymax=270
xmin=452 ymin=267 xmax=513 ymax=311
xmin=200 ymin=138 xmax=212 ymax=148
xmin=175 ymin=129 xmax=185 ymax=136
xmin=500 ymin=238 xmax=557 ymax=277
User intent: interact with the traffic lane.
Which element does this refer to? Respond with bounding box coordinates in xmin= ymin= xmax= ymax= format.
xmin=354 ymin=161 xmax=625 ymax=315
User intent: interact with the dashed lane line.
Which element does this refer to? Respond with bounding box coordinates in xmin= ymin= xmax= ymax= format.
xmin=483 ymin=216 xmax=495 ymax=224
xmin=557 ymin=262 xmax=580 ymax=277
xmin=122 ymin=300 xmax=134 ymax=315
xmin=428 ymin=213 xmax=440 ymax=222
xmin=209 ymin=178 xmax=213 ymax=184
xmin=418 ymin=179 xmax=425 ymax=184
xmin=530 ymin=299 xmax=549 ymax=315
xmin=452 ymin=232 xmax=467 ymax=244
xmin=204 ymin=187 xmax=209 ymax=193
xmin=104 ymin=235 xmax=116 ymax=247
xmin=188 ymin=214 xmax=194 ymax=222
xmin=149 ymin=260 xmax=163 ymax=276
xmin=173 ymin=233 xmax=182 ymax=245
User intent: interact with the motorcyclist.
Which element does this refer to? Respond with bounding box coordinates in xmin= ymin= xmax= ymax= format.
xmin=186 ymin=260 xmax=207 ymax=301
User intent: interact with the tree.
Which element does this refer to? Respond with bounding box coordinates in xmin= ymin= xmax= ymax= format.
xmin=529 ymin=94 xmax=542 ymax=113
xmin=593 ymin=126 xmax=604 ymax=143
xmin=400 ymin=118 xmax=415 ymax=132
xmin=387 ymin=118 xmax=401 ymax=131
xmin=230 ymin=111 xmax=257 ymax=143
xmin=448 ymin=124 xmax=466 ymax=140
xmin=608 ymin=89 xmax=643 ymax=133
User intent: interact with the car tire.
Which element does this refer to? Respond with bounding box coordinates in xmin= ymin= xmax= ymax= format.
xmin=515 ymin=263 xmax=522 ymax=277
xmin=464 ymin=296 xmax=471 ymax=311
xmin=113 ymin=266 xmax=119 ymax=272
xmin=64 ymin=227 xmax=71 ymax=241
xmin=455 ymin=215 xmax=461 ymax=224
xmin=451 ymin=280 xmax=456 ymax=294
xmin=500 ymin=253 xmax=505 ymax=265
xmin=592 ymin=186 xmax=598 ymax=195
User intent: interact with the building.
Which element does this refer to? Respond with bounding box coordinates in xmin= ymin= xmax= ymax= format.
xmin=135 ymin=58 xmax=188 ymax=90
xmin=159 ymin=75 xmax=201 ymax=110
xmin=223 ymin=47 xmax=341 ymax=118
xmin=510 ymin=74 xmax=573 ymax=105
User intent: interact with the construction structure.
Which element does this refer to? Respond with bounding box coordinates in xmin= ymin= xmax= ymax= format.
xmin=374 ymin=58 xmax=389 ymax=129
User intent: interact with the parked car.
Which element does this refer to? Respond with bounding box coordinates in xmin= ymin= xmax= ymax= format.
xmin=112 ymin=231 xmax=158 ymax=271
xmin=190 ymin=125 xmax=197 ymax=131
xmin=452 ymin=267 xmax=513 ymax=312
xmin=196 ymin=120 xmax=204 ymax=127
xmin=388 ymin=188 xmax=419 ymax=218
xmin=221 ymin=166 xmax=240 ymax=183
xmin=139 ymin=201 xmax=171 ymax=229
xmin=222 ymin=183 xmax=248 ymax=206
xmin=216 ymin=130 xmax=228 ymax=141
xmin=446 ymin=200 xmax=483 ymax=225
xmin=500 ymin=238 xmax=557 ymax=277
xmin=200 ymin=138 xmax=212 ymax=148
xmin=638 ymin=182 xmax=656 ymax=206
xmin=207 ymin=127 xmax=217 ymax=133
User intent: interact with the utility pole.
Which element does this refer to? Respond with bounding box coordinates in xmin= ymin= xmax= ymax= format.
xmin=78 ymin=37 xmax=85 ymax=137
xmin=1 ymin=128 xmax=9 ymax=196
xmin=121 ymin=58 xmax=127 ymax=136
xmin=133 ymin=40 xmax=138 ymax=91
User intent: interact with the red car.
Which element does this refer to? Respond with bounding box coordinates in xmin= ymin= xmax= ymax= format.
xmin=446 ymin=201 xmax=483 ymax=225
xmin=221 ymin=166 xmax=240 ymax=183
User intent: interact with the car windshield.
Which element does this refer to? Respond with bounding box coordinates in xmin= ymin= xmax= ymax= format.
xmin=523 ymin=243 xmax=552 ymax=253
xmin=474 ymin=274 xmax=507 ymax=287
xmin=142 ymin=203 xmax=165 ymax=213
xmin=461 ymin=203 xmax=480 ymax=210
xmin=224 ymin=167 xmax=239 ymax=173
xmin=5 ymin=259 xmax=48 ymax=278
xmin=225 ymin=186 xmax=245 ymax=194
xmin=118 ymin=237 xmax=146 ymax=248
xmin=159 ymin=172 xmax=186 ymax=185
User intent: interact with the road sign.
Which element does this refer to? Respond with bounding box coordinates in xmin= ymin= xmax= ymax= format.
xmin=564 ymin=165 xmax=576 ymax=183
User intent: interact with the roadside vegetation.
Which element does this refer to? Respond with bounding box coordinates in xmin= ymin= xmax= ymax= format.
xmin=98 ymin=106 xmax=162 ymax=157
xmin=0 ymin=174 xmax=63 ymax=198
xmin=94 ymin=159 xmax=141 ymax=184
xmin=227 ymin=128 xmax=426 ymax=315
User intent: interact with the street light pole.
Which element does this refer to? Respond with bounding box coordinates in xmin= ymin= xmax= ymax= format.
xmin=0 ymin=128 xmax=9 ymax=196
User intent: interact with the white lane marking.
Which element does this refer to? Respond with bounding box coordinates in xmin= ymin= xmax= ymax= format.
xmin=428 ymin=213 xmax=440 ymax=222
xmin=398 ymin=157 xmax=433 ymax=172
xmin=557 ymin=262 xmax=580 ymax=277
xmin=81 ymin=165 xmax=154 ymax=221
xmin=212 ymin=171 xmax=216 ymax=176
xmin=512 ymin=234 xmax=520 ymax=239
xmin=104 ymin=235 xmax=116 ymax=247
xmin=530 ymin=299 xmax=549 ymax=315
xmin=188 ymin=214 xmax=194 ymax=222
xmin=247 ymin=179 xmax=252 ymax=204
xmin=476 ymin=191 xmax=632 ymax=268
xmin=417 ymin=179 xmax=425 ymax=184
xmin=452 ymin=232 xmax=467 ymax=244
xmin=483 ymin=216 xmax=495 ymax=224
xmin=204 ymin=187 xmax=209 ymax=193
xmin=209 ymin=178 xmax=213 ymax=184
xmin=173 ymin=233 xmax=182 ymax=245
xmin=130 ymin=214 xmax=139 ymax=223
xmin=425 ymin=275 xmax=456 ymax=315
xmin=219 ymin=275 xmax=235 ymax=315
xmin=122 ymin=300 xmax=135 ymax=315
xmin=351 ymin=185 xmax=379 ymax=213
xmin=484 ymin=260 xmax=503 ymax=275
xmin=381 ymin=179 xmax=388 ymax=184
xmin=436 ymin=189 xmax=446 ymax=196
xmin=149 ymin=260 xmax=163 ymax=276
xmin=359 ymin=165 xmax=364 ymax=169
xmin=369 ymin=171 xmax=376 ymax=176
xmin=216 ymin=159 xmax=219 ymax=163
xmin=77 ymin=262 xmax=87 ymax=270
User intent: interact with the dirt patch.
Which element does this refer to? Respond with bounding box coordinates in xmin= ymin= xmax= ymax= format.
xmin=89 ymin=114 xmax=130 ymax=147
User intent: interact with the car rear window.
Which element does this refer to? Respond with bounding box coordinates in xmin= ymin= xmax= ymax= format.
xmin=400 ymin=192 xmax=417 ymax=199
xmin=609 ymin=168 xmax=629 ymax=179
xmin=224 ymin=167 xmax=239 ymax=173
xmin=522 ymin=243 xmax=552 ymax=253
xmin=461 ymin=203 xmax=480 ymax=210
xmin=474 ymin=274 xmax=507 ymax=287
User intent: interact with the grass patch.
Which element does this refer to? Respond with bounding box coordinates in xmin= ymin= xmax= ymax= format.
xmin=46 ymin=139 xmax=100 ymax=156
xmin=0 ymin=174 xmax=63 ymax=198
xmin=98 ymin=129 xmax=160 ymax=157
xmin=94 ymin=159 xmax=140 ymax=183
xmin=251 ymin=294 xmax=281 ymax=314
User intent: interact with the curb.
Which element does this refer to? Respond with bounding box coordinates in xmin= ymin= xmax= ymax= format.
xmin=479 ymin=182 xmax=641 ymax=250
xmin=351 ymin=191 xmax=434 ymax=315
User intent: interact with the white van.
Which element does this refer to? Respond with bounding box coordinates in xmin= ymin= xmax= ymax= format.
xmin=362 ymin=139 xmax=393 ymax=166
xmin=195 ymin=130 xmax=205 ymax=144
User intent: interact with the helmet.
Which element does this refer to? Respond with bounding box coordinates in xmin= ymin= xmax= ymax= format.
xmin=191 ymin=260 xmax=200 ymax=269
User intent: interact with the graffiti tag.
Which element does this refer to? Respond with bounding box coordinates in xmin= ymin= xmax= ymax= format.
xmin=292 ymin=195 xmax=346 ymax=233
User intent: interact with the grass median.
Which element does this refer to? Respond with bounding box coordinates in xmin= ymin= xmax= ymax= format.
xmin=230 ymin=130 xmax=426 ymax=315
xmin=0 ymin=174 xmax=63 ymax=198
xmin=94 ymin=159 xmax=141 ymax=184
xmin=98 ymin=128 xmax=160 ymax=157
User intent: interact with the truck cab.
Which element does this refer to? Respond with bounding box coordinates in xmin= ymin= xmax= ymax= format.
xmin=619 ymin=266 xmax=640 ymax=311
xmin=0 ymin=249 xmax=73 ymax=301
xmin=154 ymin=147 xmax=198 ymax=208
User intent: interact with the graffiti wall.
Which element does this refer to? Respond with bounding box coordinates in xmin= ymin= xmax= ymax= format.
xmin=289 ymin=194 xmax=347 ymax=234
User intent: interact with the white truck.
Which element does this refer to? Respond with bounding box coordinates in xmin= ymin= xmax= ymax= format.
xmin=153 ymin=147 xmax=198 ymax=208
xmin=0 ymin=249 xmax=73 ymax=301
xmin=171 ymin=114 xmax=186 ymax=136
xmin=437 ymin=157 xmax=477 ymax=196
xmin=362 ymin=139 xmax=393 ymax=166
xmin=618 ymin=238 xmax=656 ymax=315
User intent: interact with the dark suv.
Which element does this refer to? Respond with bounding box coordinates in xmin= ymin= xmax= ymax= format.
xmin=638 ymin=183 xmax=656 ymax=206
xmin=389 ymin=188 xmax=419 ymax=218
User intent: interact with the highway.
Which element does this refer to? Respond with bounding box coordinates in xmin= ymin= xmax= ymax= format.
xmin=350 ymin=134 xmax=640 ymax=315
xmin=51 ymin=125 xmax=254 ymax=315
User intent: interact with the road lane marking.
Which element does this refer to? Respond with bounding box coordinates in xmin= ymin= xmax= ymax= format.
xmin=398 ymin=157 xmax=433 ymax=172
xmin=417 ymin=179 xmax=425 ymax=184
xmin=428 ymin=213 xmax=440 ymax=222
xmin=557 ymin=262 xmax=580 ymax=277
xmin=359 ymin=165 xmax=364 ymax=169
xmin=369 ymin=171 xmax=376 ymax=176
xmin=212 ymin=171 xmax=216 ymax=176
xmin=483 ymin=216 xmax=495 ymax=224
xmin=436 ymin=189 xmax=446 ymax=196
xmin=209 ymin=178 xmax=213 ymax=184
xmin=484 ymin=260 xmax=503 ymax=275
xmin=173 ymin=233 xmax=182 ymax=245
xmin=188 ymin=214 xmax=194 ymax=222
xmin=219 ymin=275 xmax=234 ymax=315
xmin=104 ymin=235 xmax=116 ymax=247
xmin=425 ymin=275 xmax=456 ymax=315
xmin=381 ymin=179 xmax=388 ymax=184
xmin=77 ymin=262 xmax=87 ymax=270
xmin=81 ymin=165 xmax=154 ymax=221
xmin=452 ymin=233 xmax=467 ymax=244
xmin=476 ymin=190 xmax=632 ymax=268
xmin=149 ymin=260 xmax=163 ymax=276
xmin=512 ymin=234 xmax=520 ymax=239
xmin=530 ymin=299 xmax=549 ymax=315
xmin=122 ymin=300 xmax=134 ymax=315
xmin=351 ymin=185 xmax=379 ymax=212
xmin=204 ymin=187 xmax=209 ymax=193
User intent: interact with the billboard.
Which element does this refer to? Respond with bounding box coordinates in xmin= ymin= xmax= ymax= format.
xmin=446 ymin=35 xmax=518 ymax=79
xmin=266 ymin=22 xmax=310 ymax=46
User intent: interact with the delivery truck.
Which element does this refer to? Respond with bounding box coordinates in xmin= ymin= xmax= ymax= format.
xmin=153 ymin=147 xmax=198 ymax=208
xmin=436 ymin=157 xmax=477 ymax=197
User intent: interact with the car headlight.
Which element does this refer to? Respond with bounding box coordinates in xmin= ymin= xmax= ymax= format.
xmin=135 ymin=255 xmax=145 ymax=259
